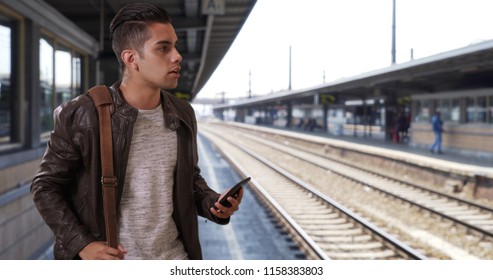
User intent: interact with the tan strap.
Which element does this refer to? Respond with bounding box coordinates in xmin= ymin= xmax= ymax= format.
xmin=87 ymin=85 xmax=118 ymax=249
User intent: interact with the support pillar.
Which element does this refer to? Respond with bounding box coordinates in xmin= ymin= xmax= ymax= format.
xmin=286 ymin=102 xmax=292 ymax=128
xmin=323 ymin=102 xmax=328 ymax=132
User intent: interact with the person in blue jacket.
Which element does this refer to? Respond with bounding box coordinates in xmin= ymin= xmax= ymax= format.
xmin=429 ymin=111 xmax=444 ymax=154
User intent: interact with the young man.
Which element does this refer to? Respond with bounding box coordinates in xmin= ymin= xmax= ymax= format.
xmin=31 ymin=3 xmax=242 ymax=260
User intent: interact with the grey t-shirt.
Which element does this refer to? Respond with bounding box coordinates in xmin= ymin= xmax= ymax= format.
xmin=118 ymin=105 xmax=188 ymax=259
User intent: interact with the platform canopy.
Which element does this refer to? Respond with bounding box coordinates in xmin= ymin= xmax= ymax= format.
xmin=43 ymin=0 xmax=257 ymax=100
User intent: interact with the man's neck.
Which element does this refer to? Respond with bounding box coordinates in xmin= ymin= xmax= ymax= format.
xmin=119 ymin=78 xmax=161 ymax=110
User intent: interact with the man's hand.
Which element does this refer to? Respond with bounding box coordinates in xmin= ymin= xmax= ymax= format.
xmin=211 ymin=188 xmax=243 ymax=219
xmin=79 ymin=241 xmax=127 ymax=260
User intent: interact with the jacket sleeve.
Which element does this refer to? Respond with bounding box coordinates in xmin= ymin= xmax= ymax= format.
xmin=31 ymin=104 xmax=96 ymax=259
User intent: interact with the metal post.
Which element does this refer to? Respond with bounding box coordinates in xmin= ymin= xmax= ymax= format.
xmin=286 ymin=101 xmax=292 ymax=128
xmin=363 ymin=98 xmax=368 ymax=138
xmin=288 ymin=46 xmax=292 ymax=90
xmin=248 ymin=69 xmax=252 ymax=98
xmin=391 ymin=0 xmax=396 ymax=64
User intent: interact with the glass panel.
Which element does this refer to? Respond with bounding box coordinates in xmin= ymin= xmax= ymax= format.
xmin=477 ymin=96 xmax=486 ymax=123
xmin=451 ymin=98 xmax=460 ymax=122
xmin=0 ymin=24 xmax=11 ymax=145
xmin=414 ymin=100 xmax=430 ymax=122
xmin=72 ymin=53 xmax=82 ymax=95
xmin=466 ymin=97 xmax=487 ymax=123
xmin=466 ymin=97 xmax=474 ymax=122
xmin=55 ymin=45 xmax=72 ymax=104
xmin=437 ymin=99 xmax=451 ymax=121
xmin=40 ymin=38 xmax=54 ymax=136
xmin=489 ymin=96 xmax=493 ymax=124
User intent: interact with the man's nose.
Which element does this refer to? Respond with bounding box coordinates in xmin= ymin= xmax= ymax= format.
xmin=173 ymin=48 xmax=182 ymax=63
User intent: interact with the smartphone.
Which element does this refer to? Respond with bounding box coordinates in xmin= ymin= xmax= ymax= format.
xmin=218 ymin=177 xmax=251 ymax=207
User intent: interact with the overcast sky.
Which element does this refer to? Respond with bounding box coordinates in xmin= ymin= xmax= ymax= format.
xmin=196 ymin=0 xmax=493 ymax=100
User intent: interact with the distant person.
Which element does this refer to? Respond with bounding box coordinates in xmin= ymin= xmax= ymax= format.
xmin=396 ymin=112 xmax=408 ymax=143
xmin=297 ymin=118 xmax=304 ymax=129
xmin=305 ymin=118 xmax=316 ymax=131
xmin=429 ymin=111 xmax=444 ymax=154
xmin=31 ymin=3 xmax=242 ymax=260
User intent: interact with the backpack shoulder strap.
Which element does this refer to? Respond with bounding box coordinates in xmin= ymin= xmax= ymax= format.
xmin=87 ymin=85 xmax=118 ymax=249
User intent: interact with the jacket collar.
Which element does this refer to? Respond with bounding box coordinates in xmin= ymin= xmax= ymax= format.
xmin=109 ymin=81 xmax=181 ymax=131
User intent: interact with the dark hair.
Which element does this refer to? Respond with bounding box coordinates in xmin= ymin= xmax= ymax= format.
xmin=109 ymin=3 xmax=172 ymax=71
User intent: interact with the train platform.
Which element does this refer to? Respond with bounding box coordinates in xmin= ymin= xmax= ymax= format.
xmin=196 ymin=133 xmax=305 ymax=260
xmin=257 ymin=124 xmax=493 ymax=170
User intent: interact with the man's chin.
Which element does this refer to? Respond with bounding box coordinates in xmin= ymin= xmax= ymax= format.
xmin=160 ymin=82 xmax=179 ymax=90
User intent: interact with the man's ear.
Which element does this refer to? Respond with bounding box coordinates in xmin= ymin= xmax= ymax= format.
xmin=121 ymin=49 xmax=139 ymax=71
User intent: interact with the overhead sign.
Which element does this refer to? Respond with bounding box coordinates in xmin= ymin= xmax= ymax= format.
xmin=202 ymin=0 xmax=226 ymax=15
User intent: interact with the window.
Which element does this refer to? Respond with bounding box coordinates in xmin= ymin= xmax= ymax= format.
xmin=450 ymin=98 xmax=460 ymax=122
xmin=73 ymin=53 xmax=82 ymax=95
xmin=55 ymin=45 xmax=72 ymax=104
xmin=0 ymin=18 xmax=13 ymax=147
xmin=466 ymin=96 xmax=487 ymax=123
xmin=40 ymin=38 xmax=84 ymax=141
xmin=437 ymin=98 xmax=460 ymax=122
xmin=477 ymin=96 xmax=487 ymax=123
xmin=40 ymin=38 xmax=54 ymax=139
xmin=437 ymin=99 xmax=450 ymax=121
xmin=414 ymin=100 xmax=430 ymax=123
xmin=489 ymin=96 xmax=493 ymax=123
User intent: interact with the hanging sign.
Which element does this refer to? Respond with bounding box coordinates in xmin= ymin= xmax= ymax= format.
xmin=202 ymin=0 xmax=226 ymax=15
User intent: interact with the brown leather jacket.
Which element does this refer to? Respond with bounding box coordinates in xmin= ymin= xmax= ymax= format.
xmin=31 ymin=81 xmax=228 ymax=259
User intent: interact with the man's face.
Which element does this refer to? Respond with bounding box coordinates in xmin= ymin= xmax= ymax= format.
xmin=135 ymin=22 xmax=182 ymax=89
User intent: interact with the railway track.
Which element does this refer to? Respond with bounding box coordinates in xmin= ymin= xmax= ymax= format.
xmin=213 ymin=122 xmax=493 ymax=240
xmin=199 ymin=124 xmax=426 ymax=260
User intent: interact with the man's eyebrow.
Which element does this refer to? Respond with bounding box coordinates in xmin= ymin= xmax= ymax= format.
xmin=154 ymin=40 xmax=178 ymax=46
